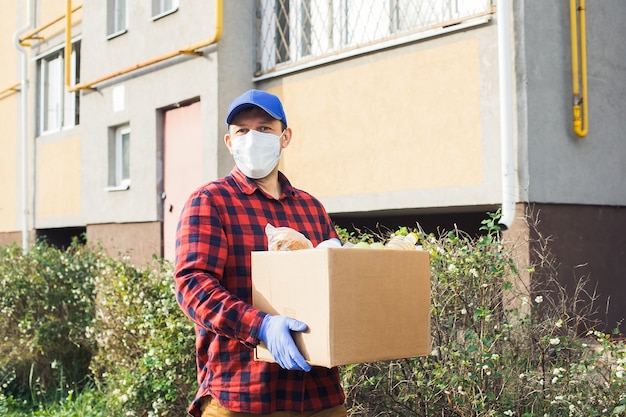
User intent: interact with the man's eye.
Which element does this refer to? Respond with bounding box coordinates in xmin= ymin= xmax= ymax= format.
xmin=258 ymin=126 xmax=271 ymax=132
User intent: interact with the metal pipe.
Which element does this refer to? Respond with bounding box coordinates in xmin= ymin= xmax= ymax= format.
xmin=66 ymin=0 xmax=223 ymax=92
xmin=0 ymin=83 xmax=21 ymax=99
xmin=65 ymin=0 xmax=72 ymax=90
xmin=2 ymin=6 xmax=82 ymax=100
xmin=497 ymin=0 xmax=516 ymax=230
xmin=496 ymin=0 xmax=516 ymax=229
xmin=570 ymin=0 xmax=588 ymax=137
xmin=13 ymin=0 xmax=35 ymax=252
xmin=19 ymin=4 xmax=82 ymax=45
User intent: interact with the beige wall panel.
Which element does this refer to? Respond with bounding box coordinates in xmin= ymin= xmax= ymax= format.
xmin=275 ymin=38 xmax=482 ymax=198
xmin=37 ymin=137 xmax=82 ymax=218
xmin=1 ymin=3 xmax=18 ymax=76
xmin=40 ymin=1 xmax=65 ymax=22
xmin=37 ymin=1 xmax=82 ymax=41
xmin=0 ymin=102 xmax=18 ymax=232
xmin=1 ymin=2 xmax=19 ymax=233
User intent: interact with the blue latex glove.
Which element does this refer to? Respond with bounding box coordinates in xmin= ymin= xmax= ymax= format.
xmin=258 ymin=315 xmax=311 ymax=372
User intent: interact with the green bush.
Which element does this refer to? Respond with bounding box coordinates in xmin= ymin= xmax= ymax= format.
xmin=2 ymin=212 xmax=625 ymax=416
xmin=340 ymin=213 xmax=626 ymax=416
xmin=88 ymin=255 xmax=196 ymax=416
xmin=0 ymin=240 xmax=99 ymax=407
xmin=0 ymin=242 xmax=196 ymax=417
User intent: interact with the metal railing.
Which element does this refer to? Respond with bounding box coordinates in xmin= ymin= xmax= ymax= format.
xmin=256 ymin=0 xmax=493 ymax=76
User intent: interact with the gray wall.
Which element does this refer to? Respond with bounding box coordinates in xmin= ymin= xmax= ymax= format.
xmin=517 ymin=1 xmax=626 ymax=206
xmin=77 ymin=1 xmax=257 ymax=226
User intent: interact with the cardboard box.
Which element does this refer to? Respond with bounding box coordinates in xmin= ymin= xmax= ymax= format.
xmin=251 ymin=247 xmax=431 ymax=368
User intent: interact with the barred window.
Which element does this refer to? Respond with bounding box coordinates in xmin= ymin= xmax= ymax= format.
xmin=256 ymin=0 xmax=493 ymax=76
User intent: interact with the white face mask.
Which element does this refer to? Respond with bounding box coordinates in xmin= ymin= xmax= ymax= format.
xmin=230 ymin=130 xmax=283 ymax=179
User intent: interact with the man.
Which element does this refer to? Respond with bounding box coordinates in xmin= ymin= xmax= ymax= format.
xmin=174 ymin=89 xmax=347 ymax=417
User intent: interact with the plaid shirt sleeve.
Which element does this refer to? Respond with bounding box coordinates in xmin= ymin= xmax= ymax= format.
xmin=174 ymin=184 xmax=266 ymax=348
xmin=174 ymin=169 xmax=344 ymax=416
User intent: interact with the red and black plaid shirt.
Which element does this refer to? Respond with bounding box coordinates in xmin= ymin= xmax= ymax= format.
xmin=174 ymin=167 xmax=345 ymax=416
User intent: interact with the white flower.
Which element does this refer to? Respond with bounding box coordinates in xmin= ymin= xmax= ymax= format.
xmin=448 ymin=264 xmax=457 ymax=272
xmin=469 ymin=268 xmax=478 ymax=278
xmin=555 ymin=319 xmax=563 ymax=328
xmin=460 ymin=308 xmax=467 ymax=315
xmin=535 ymin=295 xmax=543 ymax=304
xmin=504 ymin=410 xmax=514 ymax=416
xmin=550 ymin=337 xmax=560 ymax=345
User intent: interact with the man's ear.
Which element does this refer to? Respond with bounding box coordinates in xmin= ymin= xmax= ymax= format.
xmin=280 ymin=127 xmax=293 ymax=149
xmin=224 ymin=133 xmax=232 ymax=152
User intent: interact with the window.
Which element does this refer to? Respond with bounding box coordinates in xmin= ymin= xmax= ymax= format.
xmin=108 ymin=125 xmax=131 ymax=190
xmin=257 ymin=0 xmax=492 ymax=75
xmin=38 ymin=41 xmax=80 ymax=134
xmin=152 ymin=0 xmax=179 ymax=20
xmin=107 ymin=0 xmax=127 ymax=38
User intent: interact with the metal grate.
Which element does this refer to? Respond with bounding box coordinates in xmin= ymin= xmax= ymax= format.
xmin=256 ymin=0 xmax=493 ymax=75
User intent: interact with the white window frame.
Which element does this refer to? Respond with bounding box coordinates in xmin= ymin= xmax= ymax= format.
xmin=152 ymin=0 xmax=179 ymax=21
xmin=38 ymin=41 xmax=80 ymax=135
xmin=107 ymin=124 xmax=131 ymax=191
xmin=107 ymin=0 xmax=128 ymax=39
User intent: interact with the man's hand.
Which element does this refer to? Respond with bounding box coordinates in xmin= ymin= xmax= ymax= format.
xmin=258 ymin=315 xmax=311 ymax=372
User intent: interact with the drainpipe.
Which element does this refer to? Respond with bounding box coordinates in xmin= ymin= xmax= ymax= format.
xmin=13 ymin=0 xmax=34 ymax=252
xmin=497 ymin=0 xmax=515 ymax=230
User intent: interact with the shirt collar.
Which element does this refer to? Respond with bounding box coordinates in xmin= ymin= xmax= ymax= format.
xmin=230 ymin=166 xmax=297 ymax=199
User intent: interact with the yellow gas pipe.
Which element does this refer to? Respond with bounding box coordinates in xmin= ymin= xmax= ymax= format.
xmin=570 ymin=0 xmax=588 ymax=137
xmin=65 ymin=0 xmax=223 ymax=92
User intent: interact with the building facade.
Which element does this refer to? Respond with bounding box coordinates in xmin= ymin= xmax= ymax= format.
xmin=1 ymin=0 xmax=625 ymax=328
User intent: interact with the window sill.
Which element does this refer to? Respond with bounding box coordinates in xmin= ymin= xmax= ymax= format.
xmin=107 ymin=29 xmax=128 ymax=40
xmin=105 ymin=182 xmax=130 ymax=192
xmin=152 ymin=7 xmax=179 ymax=22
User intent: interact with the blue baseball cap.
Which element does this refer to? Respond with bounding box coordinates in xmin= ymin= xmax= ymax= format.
xmin=225 ymin=89 xmax=288 ymax=127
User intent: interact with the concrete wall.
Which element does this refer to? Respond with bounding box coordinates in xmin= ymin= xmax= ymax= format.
xmin=517 ymin=1 xmax=626 ymax=206
xmin=87 ymin=222 xmax=162 ymax=267
xmin=529 ymin=203 xmax=626 ymax=331
xmin=215 ymin=1 xmax=258 ymax=177
xmin=259 ymin=22 xmax=503 ymax=215
xmin=77 ymin=2 xmax=221 ymax=227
